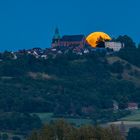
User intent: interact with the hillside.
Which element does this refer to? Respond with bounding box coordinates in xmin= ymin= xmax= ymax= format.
xmin=0 ymin=51 xmax=140 ymax=114
xmin=107 ymin=56 xmax=140 ymax=86
xmin=1 ymin=48 xmax=140 ymax=136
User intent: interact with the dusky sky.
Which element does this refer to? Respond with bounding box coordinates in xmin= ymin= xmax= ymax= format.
xmin=0 ymin=0 xmax=139 ymax=51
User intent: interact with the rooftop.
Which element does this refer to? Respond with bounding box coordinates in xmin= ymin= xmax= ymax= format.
xmin=61 ymin=35 xmax=85 ymax=42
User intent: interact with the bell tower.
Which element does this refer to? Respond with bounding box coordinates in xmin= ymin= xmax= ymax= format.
xmin=53 ymin=28 xmax=60 ymax=39
xmin=52 ymin=28 xmax=61 ymax=48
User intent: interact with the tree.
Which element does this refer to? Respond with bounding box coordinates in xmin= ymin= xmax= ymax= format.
xmin=28 ymin=120 xmax=125 ymax=140
xmin=2 ymin=51 xmax=14 ymax=60
xmin=12 ymin=136 xmax=21 ymax=140
xmin=1 ymin=134 xmax=8 ymax=140
xmin=110 ymin=61 xmax=124 ymax=73
xmin=28 ymin=131 xmax=38 ymax=140
xmin=116 ymin=35 xmax=136 ymax=49
xmin=52 ymin=120 xmax=77 ymax=140
xmin=127 ymin=127 xmax=140 ymax=140
xmin=96 ymin=36 xmax=106 ymax=48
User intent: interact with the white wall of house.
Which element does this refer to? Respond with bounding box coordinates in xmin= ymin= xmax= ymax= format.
xmin=105 ymin=42 xmax=124 ymax=52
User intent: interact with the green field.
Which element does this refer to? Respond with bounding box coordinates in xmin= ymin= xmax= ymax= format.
xmin=106 ymin=110 xmax=140 ymax=133
xmin=120 ymin=110 xmax=140 ymax=121
xmin=34 ymin=113 xmax=53 ymax=123
xmin=33 ymin=113 xmax=93 ymax=126
xmin=34 ymin=111 xmax=140 ymax=134
xmin=33 ymin=110 xmax=140 ymax=131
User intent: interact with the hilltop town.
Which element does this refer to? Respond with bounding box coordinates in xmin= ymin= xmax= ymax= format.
xmin=0 ymin=29 xmax=125 ymax=61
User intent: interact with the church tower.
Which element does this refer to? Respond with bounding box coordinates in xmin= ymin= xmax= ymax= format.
xmin=53 ymin=28 xmax=60 ymax=39
xmin=51 ymin=28 xmax=61 ymax=48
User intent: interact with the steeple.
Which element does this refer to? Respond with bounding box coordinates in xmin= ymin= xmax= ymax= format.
xmin=51 ymin=28 xmax=61 ymax=48
xmin=53 ymin=27 xmax=61 ymax=39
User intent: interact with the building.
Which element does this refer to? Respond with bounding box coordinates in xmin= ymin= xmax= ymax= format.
xmin=120 ymin=121 xmax=126 ymax=137
xmin=51 ymin=28 xmax=61 ymax=48
xmin=127 ymin=102 xmax=138 ymax=110
xmin=105 ymin=41 xmax=124 ymax=52
xmin=113 ymin=100 xmax=119 ymax=111
xmin=52 ymin=28 xmax=86 ymax=48
xmin=81 ymin=106 xmax=94 ymax=115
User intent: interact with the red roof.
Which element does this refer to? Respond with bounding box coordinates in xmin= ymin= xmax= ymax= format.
xmin=128 ymin=103 xmax=138 ymax=107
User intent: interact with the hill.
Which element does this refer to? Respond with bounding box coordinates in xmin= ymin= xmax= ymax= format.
xmin=1 ymin=46 xmax=140 ymax=135
xmin=0 ymin=51 xmax=140 ymax=114
xmin=107 ymin=56 xmax=140 ymax=86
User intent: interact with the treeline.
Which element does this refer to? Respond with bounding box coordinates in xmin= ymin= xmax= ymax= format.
xmin=127 ymin=127 xmax=140 ymax=140
xmin=116 ymin=35 xmax=140 ymax=67
xmin=0 ymin=112 xmax=42 ymax=133
xmin=28 ymin=120 xmax=124 ymax=140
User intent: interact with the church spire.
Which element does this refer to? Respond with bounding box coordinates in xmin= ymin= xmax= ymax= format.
xmin=53 ymin=27 xmax=61 ymax=39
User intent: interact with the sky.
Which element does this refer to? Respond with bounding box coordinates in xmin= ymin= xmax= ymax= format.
xmin=0 ymin=0 xmax=140 ymax=51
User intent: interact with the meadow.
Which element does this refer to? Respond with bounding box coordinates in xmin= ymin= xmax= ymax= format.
xmin=33 ymin=113 xmax=93 ymax=126
xmin=120 ymin=110 xmax=140 ymax=121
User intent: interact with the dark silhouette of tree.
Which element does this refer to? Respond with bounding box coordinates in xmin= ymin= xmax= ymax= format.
xmin=96 ymin=36 xmax=110 ymax=48
xmin=127 ymin=127 xmax=140 ymax=140
xmin=96 ymin=36 xmax=105 ymax=48
xmin=116 ymin=35 xmax=136 ymax=49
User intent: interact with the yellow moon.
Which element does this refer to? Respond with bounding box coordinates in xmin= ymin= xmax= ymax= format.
xmin=86 ymin=32 xmax=111 ymax=48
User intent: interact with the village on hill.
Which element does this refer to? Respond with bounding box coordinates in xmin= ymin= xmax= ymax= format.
xmin=0 ymin=29 xmax=140 ymax=114
xmin=0 ymin=29 xmax=125 ymax=61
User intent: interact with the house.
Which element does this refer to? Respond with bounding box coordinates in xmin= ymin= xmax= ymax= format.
xmin=127 ymin=102 xmax=138 ymax=110
xmin=83 ymin=49 xmax=89 ymax=54
xmin=105 ymin=41 xmax=124 ymax=52
xmin=113 ymin=100 xmax=119 ymax=111
xmin=57 ymin=50 xmax=63 ymax=54
xmin=41 ymin=55 xmax=47 ymax=59
xmin=81 ymin=106 xmax=94 ymax=115
xmin=73 ymin=47 xmax=83 ymax=55
xmin=11 ymin=52 xmax=17 ymax=60
xmin=120 ymin=121 xmax=126 ymax=137
xmin=59 ymin=35 xmax=85 ymax=48
xmin=52 ymin=28 xmax=86 ymax=48
xmin=51 ymin=48 xmax=57 ymax=51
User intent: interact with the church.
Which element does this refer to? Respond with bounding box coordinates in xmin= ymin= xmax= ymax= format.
xmin=51 ymin=28 xmax=86 ymax=48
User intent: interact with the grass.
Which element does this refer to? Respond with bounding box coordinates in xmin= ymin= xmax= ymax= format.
xmin=34 ymin=109 xmax=140 ymax=123
xmin=107 ymin=121 xmax=140 ymax=133
xmin=120 ymin=110 xmax=140 ymax=121
xmin=107 ymin=56 xmax=140 ymax=86
xmin=107 ymin=110 xmax=140 ymax=132
xmin=33 ymin=113 xmax=53 ymax=123
xmin=33 ymin=113 xmax=93 ymax=126
xmin=34 ymin=111 xmax=140 ymax=133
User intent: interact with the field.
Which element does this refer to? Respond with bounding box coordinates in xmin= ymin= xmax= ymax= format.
xmin=34 ymin=110 xmax=140 ymax=133
xmin=105 ymin=110 xmax=140 ymax=132
xmin=107 ymin=121 xmax=140 ymax=133
xmin=33 ymin=113 xmax=93 ymax=126
xmin=34 ymin=110 xmax=140 ymax=125
xmin=120 ymin=110 xmax=140 ymax=121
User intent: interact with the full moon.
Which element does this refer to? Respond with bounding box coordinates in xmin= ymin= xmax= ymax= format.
xmin=86 ymin=32 xmax=111 ymax=48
